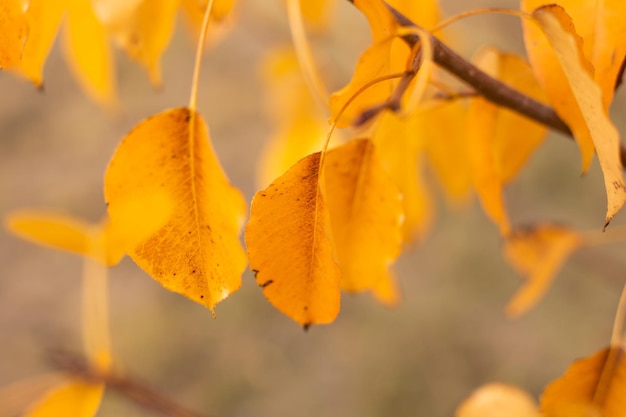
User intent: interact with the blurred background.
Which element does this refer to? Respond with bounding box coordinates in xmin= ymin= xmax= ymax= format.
xmin=2 ymin=1 xmax=626 ymax=416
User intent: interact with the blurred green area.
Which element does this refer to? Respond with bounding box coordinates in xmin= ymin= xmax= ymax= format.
xmin=1 ymin=1 xmax=626 ymax=416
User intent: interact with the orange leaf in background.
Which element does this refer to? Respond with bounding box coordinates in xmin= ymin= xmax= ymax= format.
xmin=541 ymin=346 xmax=626 ymax=417
xmin=325 ymin=139 xmax=403 ymax=293
xmin=97 ymin=0 xmax=179 ymax=87
xmin=11 ymin=0 xmax=66 ymax=86
xmin=529 ymin=5 xmax=626 ymax=227
xmin=504 ymin=224 xmax=582 ymax=318
xmin=24 ymin=380 xmax=105 ymax=417
xmin=467 ymin=47 xmax=548 ymax=235
xmin=456 ymin=383 xmax=539 ymax=417
xmin=104 ymin=107 xmax=247 ymax=313
xmin=63 ymin=0 xmax=116 ymax=108
xmin=422 ymin=100 xmax=471 ymax=203
xmin=246 ymin=152 xmax=341 ymax=328
xmin=329 ymin=0 xmax=401 ymax=127
xmin=0 ymin=0 xmax=28 ymax=70
xmin=373 ymin=111 xmax=434 ymax=244
xmin=257 ymin=48 xmax=329 ymax=188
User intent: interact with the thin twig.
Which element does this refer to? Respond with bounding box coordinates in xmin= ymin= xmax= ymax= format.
xmin=48 ymin=352 xmax=213 ymax=417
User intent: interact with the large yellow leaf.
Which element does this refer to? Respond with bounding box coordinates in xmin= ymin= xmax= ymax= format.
xmin=373 ymin=111 xmax=434 ymax=244
xmin=24 ymin=381 xmax=105 ymax=417
xmin=504 ymin=224 xmax=582 ymax=318
xmin=324 ymin=139 xmax=403 ymax=293
xmin=98 ymin=0 xmax=179 ymax=86
xmin=63 ymin=0 xmax=116 ymax=108
xmin=456 ymin=383 xmax=539 ymax=417
xmin=524 ymin=4 xmax=626 ymax=225
xmin=541 ymin=346 xmax=626 ymax=417
xmin=246 ymin=152 xmax=341 ymax=328
xmin=104 ymin=107 xmax=247 ymax=312
xmin=0 ymin=0 xmax=29 ymax=70
xmin=11 ymin=0 xmax=66 ymax=86
xmin=467 ymin=47 xmax=548 ymax=235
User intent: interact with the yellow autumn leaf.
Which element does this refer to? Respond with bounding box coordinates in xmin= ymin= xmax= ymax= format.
xmin=330 ymin=0 xmax=403 ymax=127
xmin=246 ymin=152 xmax=341 ymax=328
xmin=422 ymin=100 xmax=472 ymax=203
xmin=11 ymin=0 xmax=66 ymax=86
xmin=504 ymin=224 xmax=583 ymax=318
xmin=529 ymin=5 xmax=626 ymax=226
xmin=456 ymin=383 xmax=539 ymax=417
xmin=23 ymin=380 xmax=105 ymax=417
xmin=104 ymin=107 xmax=247 ymax=312
xmin=387 ymin=0 xmax=441 ymax=30
xmin=324 ymin=139 xmax=403 ymax=293
xmin=371 ymin=269 xmax=401 ymax=307
xmin=97 ymin=0 xmax=179 ymax=87
xmin=0 ymin=373 xmax=67 ymax=417
xmin=373 ymin=110 xmax=434 ymax=244
xmin=257 ymin=48 xmax=329 ymax=188
xmin=541 ymin=346 xmax=626 ymax=417
xmin=467 ymin=47 xmax=548 ymax=235
xmin=0 ymin=0 xmax=29 ymax=70
xmin=63 ymin=0 xmax=116 ymax=108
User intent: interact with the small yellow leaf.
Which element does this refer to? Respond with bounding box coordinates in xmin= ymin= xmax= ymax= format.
xmin=467 ymin=47 xmax=548 ymax=235
xmin=100 ymin=0 xmax=179 ymax=86
xmin=24 ymin=380 xmax=105 ymax=417
xmin=456 ymin=383 xmax=539 ymax=417
xmin=104 ymin=107 xmax=247 ymax=312
xmin=524 ymin=4 xmax=626 ymax=225
xmin=246 ymin=152 xmax=341 ymax=328
xmin=373 ymin=111 xmax=434 ymax=244
xmin=504 ymin=224 xmax=582 ymax=318
xmin=63 ymin=0 xmax=116 ymax=108
xmin=325 ymin=139 xmax=403 ymax=293
xmin=0 ymin=0 xmax=29 ymax=70
xmin=541 ymin=346 xmax=626 ymax=417
xmin=11 ymin=0 xmax=66 ymax=86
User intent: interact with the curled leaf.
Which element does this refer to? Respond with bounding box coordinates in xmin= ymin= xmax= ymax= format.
xmin=246 ymin=152 xmax=341 ymax=328
xmin=325 ymin=139 xmax=403 ymax=293
xmin=504 ymin=224 xmax=582 ymax=318
xmin=105 ymin=107 xmax=247 ymax=312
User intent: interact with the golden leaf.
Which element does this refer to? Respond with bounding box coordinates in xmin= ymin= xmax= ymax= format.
xmin=23 ymin=381 xmax=105 ymax=417
xmin=325 ymin=139 xmax=403 ymax=293
xmin=467 ymin=47 xmax=548 ymax=235
xmin=526 ymin=5 xmax=626 ymax=226
xmin=0 ymin=373 xmax=67 ymax=417
xmin=246 ymin=152 xmax=341 ymax=328
xmin=504 ymin=224 xmax=582 ymax=318
xmin=456 ymin=383 xmax=539 ymax=417
xmin=98 ymin=0 xmax=179 ymax=87
xmin=0 ymin=0 xmax=29 ymax=70
xmin=541 ymin=346 xmax=626 ymax=417
xmin=62 ymin=0 xmax=116 ymax=108
xmin=104 ymin=107 xmax=247 ymax=312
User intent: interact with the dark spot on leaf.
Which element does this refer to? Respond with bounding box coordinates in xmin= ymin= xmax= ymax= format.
xmin=200 ymin=295 xmax=204 ymax=299
xmin=260 ymin=279 xmax=274 ymax=288
xmin=251 ymin=269 xmax=259 ymax=278
xmin=192 ymin=270 xmax=196 ymax=274
xmin=303 ymin=323 xmax=311 ymax=331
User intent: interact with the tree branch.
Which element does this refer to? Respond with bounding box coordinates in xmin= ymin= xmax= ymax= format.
xmin=48 ymin=352 xmax=213 ymax=417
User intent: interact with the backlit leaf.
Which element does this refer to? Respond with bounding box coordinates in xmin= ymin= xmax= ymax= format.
xmin=504 ymin=224 xmax=582 ymax=318
xmin=246 ymin=152 xmax=341 ymax=328
xmin=0 ymin=373 xmax=67 ymax=417
xmin=373 ymin=111 xmax=433 ymax=244
xmin=0 ymin=0 xmax=28 ymax=70
xmin=456 ymin=383 xmax=539 ymax=417
xmin=63 ymin=0 xmax=116 ymax=108
xmin=325 ymin=139 xmax=403 ymax=293
xmin=541 ymin=346 xmax=626 ymax=417
xmin=524 ymin=4 xmax=626 ymax=225
xmin=24 ymin=380 xmax=105 ymax=417
xmin=11 ymin=0 xmax=66 ymax=86
xmin=467 ymin=47 xmax=548 ymax=235
xmin=99 ymin=0 xmax=179 ymax=87
xmin=104 ymin=107 xmax=247 ymax=312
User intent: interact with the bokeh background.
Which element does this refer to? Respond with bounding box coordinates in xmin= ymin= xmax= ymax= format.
xmin=2 ymin=1 xmax=626 ymax=416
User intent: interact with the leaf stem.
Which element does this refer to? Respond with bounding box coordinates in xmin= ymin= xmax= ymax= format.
xmin=611 ymin=283 xmax=626 ymax=347
xmin=189 ymin=0 xmax=216 ymax=111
